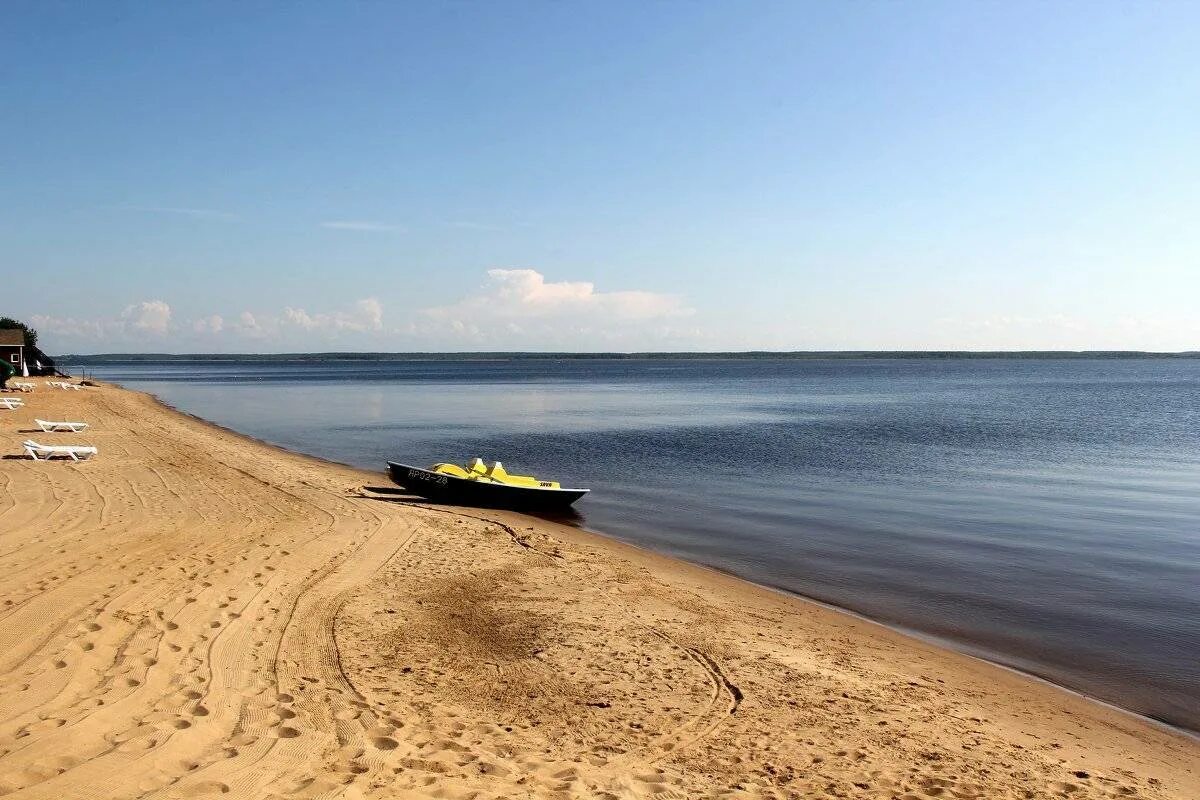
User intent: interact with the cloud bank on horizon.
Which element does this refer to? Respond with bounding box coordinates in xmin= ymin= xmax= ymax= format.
xmin=29 ymin=270 xmax=705 ymax=353
xmin=25 ymin=268 xmax=1200 ymax=354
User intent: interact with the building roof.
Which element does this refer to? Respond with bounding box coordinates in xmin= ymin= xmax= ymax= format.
xmin=0 ymin=329 xmax=25 ymax=347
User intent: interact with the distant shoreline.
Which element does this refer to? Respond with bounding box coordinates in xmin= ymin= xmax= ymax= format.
xmin=55 ymin=350 xmax=1200 ymax=363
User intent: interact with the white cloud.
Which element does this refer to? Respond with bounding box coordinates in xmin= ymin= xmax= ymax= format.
xmin=282 ymin=298 xmax=384 ymax=333
xmin=27 ymin=298 xmax=387 ymax=350
xmin=192 ymin=314 xmax=224 ymax=334
xmin=415 ymin=269 xmax=696 ymax=348
xmin=319 ymin=221 xmax=401 ymax=232
xmin=28 ymin=271 xmax=696 ymax=351
xmin=28 ymin=314 xmax=107 ymax=340
xmin=120 ymin=300 xmax=172 ymax=335
xmin=425 ymin=269 xmax=690 ymax=322
xmin=230 ymin=311 xmax=270 ymax=340
xmin=33 ymin=299 xmax=174 ymax=340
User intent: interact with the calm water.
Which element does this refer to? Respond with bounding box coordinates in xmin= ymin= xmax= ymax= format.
xmin=87 ymin=358 xmax=1200 ymax=732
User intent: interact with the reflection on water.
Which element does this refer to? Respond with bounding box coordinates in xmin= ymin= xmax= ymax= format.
xmin=95 ymin=358 xmax=1200 ymax=732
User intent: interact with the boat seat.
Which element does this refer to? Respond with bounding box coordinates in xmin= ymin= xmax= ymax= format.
xmin=484 ymin=461 xmax=559 ymax=489
xmin=431 ymin=463 xmax=470 ymax=478
xmin=432 ymin=459 xmax=562 ymax=490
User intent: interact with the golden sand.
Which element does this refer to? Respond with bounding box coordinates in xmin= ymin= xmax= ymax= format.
xmin=0 ymin=383 xmax=1195 ymax=799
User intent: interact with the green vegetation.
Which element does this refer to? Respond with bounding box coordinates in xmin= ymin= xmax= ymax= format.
xmin=0 ymin=317 xmax=38 ymax=348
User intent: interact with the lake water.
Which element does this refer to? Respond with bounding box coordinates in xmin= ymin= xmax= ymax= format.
xmin=86 ymin=358 xmax=1200 ymax=732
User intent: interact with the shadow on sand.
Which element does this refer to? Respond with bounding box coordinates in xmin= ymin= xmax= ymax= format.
xmin=358 ymin=485 xmax=585 ymax=527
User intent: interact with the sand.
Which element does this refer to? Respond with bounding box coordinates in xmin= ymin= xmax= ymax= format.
xmin=0 ymin=382 xmax=1195 ymax=800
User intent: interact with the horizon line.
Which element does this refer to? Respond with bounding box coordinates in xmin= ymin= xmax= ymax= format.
xmin=54 ymin=349 xmax=1200 ymax=361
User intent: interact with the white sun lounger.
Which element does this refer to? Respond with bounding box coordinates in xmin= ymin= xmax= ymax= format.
xmin=23 ymin=440 xmax=98 ymax=461
xmin=0 ymin=398 xmax=25 ymax=410
xmin=35 ymin=419 xmax=91 ymax=433
xmin=59 ymin=383 xmax=82 ymax=391
xmin=12 ymin=382 xmax=34 ymax=392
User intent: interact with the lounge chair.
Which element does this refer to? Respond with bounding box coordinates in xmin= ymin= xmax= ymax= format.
xmin=59 ymin=383 xmax=82 ymax=391
xmin=0 ymin=398 xmax=25 ymax=410
xmin=12 ymin=381 xmax=34 ymax=392
xmin=35 ymin=419 xmax=90 ymax=433
xmin=23 ymin=440 xmax=98 ymax=461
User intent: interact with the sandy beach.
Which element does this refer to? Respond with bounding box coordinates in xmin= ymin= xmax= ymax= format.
xmin=0 ymin=383 xmax=1195 ymax=800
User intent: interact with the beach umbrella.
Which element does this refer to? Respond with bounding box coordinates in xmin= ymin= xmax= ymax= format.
xmin=22 ymin=360 xmax=29 ymax=378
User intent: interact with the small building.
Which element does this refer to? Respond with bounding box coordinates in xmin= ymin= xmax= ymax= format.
xmin=0 ymin=329 xmax=24 ymax=374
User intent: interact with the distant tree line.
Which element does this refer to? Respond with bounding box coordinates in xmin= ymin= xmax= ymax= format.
xmin=58 ymin=350 xmax=1200 ymax=363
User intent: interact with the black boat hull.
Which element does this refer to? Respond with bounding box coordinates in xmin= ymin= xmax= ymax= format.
xmin=386 ymin=462 xmax=589 ymax=510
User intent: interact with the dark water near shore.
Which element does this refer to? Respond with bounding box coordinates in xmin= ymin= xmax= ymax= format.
xmin=88 ymin=358 xmax=1200 ymax=731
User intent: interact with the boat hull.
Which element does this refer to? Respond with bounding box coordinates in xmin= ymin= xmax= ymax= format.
xmin=386 ymin=462 xmax=589 ymax=510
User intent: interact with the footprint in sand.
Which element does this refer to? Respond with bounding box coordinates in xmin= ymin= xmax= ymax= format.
xmin=174 ymin=780 xmax=230 ymax=797
xmin=115 ymin=736 xmax=157 ymax=753
xmin=30 ymin=718 xmax=67 ymax=732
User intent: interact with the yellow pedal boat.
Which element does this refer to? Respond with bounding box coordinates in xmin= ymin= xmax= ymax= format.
xmin=386 ymin=458 xmax=589 ymax=510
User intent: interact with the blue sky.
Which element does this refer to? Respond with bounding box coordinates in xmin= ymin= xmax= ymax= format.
xmin=2 ymin=1 xmax=1197 ymax=352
